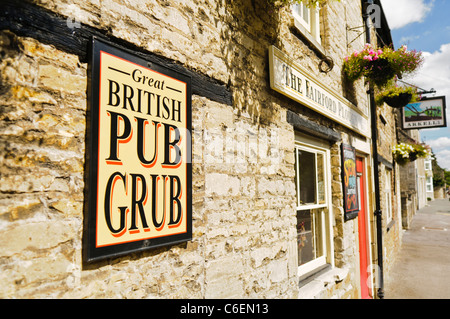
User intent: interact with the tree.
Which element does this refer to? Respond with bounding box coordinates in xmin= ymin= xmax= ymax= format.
xmin=432 ymin=153 xmax=446 ymax=188
xmin=445 ymin=170 xmax=450 ymax=187
xmin=433 ymin=175 xmax=445 ymax=188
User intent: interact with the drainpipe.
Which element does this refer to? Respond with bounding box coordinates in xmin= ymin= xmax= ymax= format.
xmin=362 ymin=0 xmax=384 ymax=299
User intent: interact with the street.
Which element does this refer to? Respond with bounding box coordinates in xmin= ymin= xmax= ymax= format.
xmin=385 ymin=199 xmax=450 ymax=299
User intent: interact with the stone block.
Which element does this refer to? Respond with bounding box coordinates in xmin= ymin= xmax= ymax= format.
xmin=205 ymin=173 xmax=240 ymax=197
xmin=38 ymin=64 xmax=86 ymax=94
xmin=0 ymin=220 xmax=79 ymax=257
xmin=205 ymin=256 xmax=244 ymax=298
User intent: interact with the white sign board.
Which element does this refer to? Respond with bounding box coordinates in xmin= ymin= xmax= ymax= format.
xmin=269 ymin=46 xmax=370 ymax=138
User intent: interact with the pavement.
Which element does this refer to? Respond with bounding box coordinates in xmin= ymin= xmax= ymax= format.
xmin=384 ymin=198 xmax=450 ymax=299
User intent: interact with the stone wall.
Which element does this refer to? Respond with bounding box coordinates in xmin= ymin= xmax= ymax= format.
xmin=0 ymin=27 xmax=297 ymax=299
xmin=0 ymin=0 xmax=378 ymax=299
xmin=0 ymin=30 xmax=88 ymax=297
xmin=434 ymin=187 xmax=446 ymax=199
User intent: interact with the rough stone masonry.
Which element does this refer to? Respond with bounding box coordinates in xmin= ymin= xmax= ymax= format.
xmin=0 ymin=0 xmax=386 ymax=299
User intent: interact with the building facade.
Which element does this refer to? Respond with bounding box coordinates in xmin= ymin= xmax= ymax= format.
xmin=0 ymin=0 xmax=403 ymax=299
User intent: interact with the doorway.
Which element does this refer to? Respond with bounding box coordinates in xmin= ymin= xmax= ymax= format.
xmin=356 ymin=156 xmax=372 ymax=299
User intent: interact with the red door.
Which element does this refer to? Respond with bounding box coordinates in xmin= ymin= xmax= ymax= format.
xmin=357 ymin=157 xmax=371 ymax=299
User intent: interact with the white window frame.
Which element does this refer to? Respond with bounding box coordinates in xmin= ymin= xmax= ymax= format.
xmin=294 ymin=135 xmax=333 ymax=279
xmin=385 ymin=169 xmax=393 ymax=224
xmin=426 ymin=176 xmax=433 ymax=192
xmin=292 ymin=2 xmax=322 ymax=44
xmin=424 ymin=159 xmax=432 ymax=171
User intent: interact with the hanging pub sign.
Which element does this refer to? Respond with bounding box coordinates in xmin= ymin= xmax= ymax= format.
xmin=341 ymin=144 xmax=359 ymax=221
xmin=401 ymin=96 xmax=447 ymax=130
xmin=85 ymin=37 xmax=192 ymax=262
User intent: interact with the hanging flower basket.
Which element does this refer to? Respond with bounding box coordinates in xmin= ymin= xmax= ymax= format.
xmin=383 ymin=92 xmax=413 ymax=108
xmin=343 ymin=44 xmax=423 ymax=89
xmin=393 ymin=153 xmax=410 ymax=166
xmin=375 ymin=81 xmax=420 ymax=108
xmin=408 ymin=151 xmax=418 ymax=162
xmin=375 ymin=84 xmax=420 ymax=108
xmin=365 ymin=57 xmax=396 ymax=88
xmin=392 ymin=143 xmax=431 ymax=166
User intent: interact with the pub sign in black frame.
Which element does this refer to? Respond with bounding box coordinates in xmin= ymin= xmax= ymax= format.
xmin=401 ymin=96 xmax=447 ymax=130
xmin=84 ymin=37 xmax=192 ymax=262
xmin=341 ymin=144 xmax=360 ymax=221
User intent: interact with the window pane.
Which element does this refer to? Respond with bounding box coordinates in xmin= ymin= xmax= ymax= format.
xmin=426 ymin=177 xmax=433 ymax=192
xmin=293 ymin=4 xmax=301 ymax=16
xmin=297 ymin=209 xmax=324 ymax=266
xmin=385 ymin=171 xmax=391 ymax=191
xmin=302 ymin=3 xmax=310 ymax=24
xmin=385 ymin=171 xmax=392 ymax=220
xmin=298 ymin=149 xmax=316 ymax=205
xmin=317 ymin=153 xmax=325 ymax=204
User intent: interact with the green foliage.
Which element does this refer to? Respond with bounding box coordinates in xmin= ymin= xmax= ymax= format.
xmin=392 ymin=143 xmax=432 ymax=166
xmin=343 ymin=44 xmax=423 ymax=88
xmin=267 ymin=0 xmax=339 ymax=8
xmin=433 ymin=176 xmax=446 ymax=188
xmin=445 ymin=171 xmax=450 ymax=186
xmin=375 ymin=82 xmax=420 ymax=106
xmin=382 ymin=45 xmax=424 ymax=76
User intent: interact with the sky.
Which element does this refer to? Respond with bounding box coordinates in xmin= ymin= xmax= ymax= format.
xmin=380 ymin=0 xmax=450 ymax=170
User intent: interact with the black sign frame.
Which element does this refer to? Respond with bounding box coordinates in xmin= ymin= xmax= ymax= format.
xmin=84 ymin=37 xmax=192 ymax=263
xmin=401 ymin=96 xmax=447 ymax=130
xmin=341 ymin=144 xmax=360 ymax=221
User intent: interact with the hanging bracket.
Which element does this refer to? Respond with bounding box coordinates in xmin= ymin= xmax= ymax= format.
xmin=346 ymin=25 xmax=367 ymax=48
xmin=397 ymin=80 xmax=437 ymax=96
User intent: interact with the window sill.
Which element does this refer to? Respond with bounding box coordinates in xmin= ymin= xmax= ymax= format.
xmin=387 ymin=219 xmax=396 ymax=232
xmin=298 ymin=266 xmax=349 ymax=299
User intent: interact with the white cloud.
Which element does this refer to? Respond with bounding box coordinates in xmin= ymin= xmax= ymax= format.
xmin=380 ymin=0 xmax=433 ymax=30
xmin=427 ymin=137 xmax=450 ymax=150
xmin=425 ymin=137 xmax=450 ymax=169
xmin=434 ymin=149 xmax=450 ymax=170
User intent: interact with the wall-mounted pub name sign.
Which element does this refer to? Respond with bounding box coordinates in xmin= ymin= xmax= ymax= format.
xmin=269 ymin=46 xmax=370 ymax=138
xmin=85 ymin=38 xmax=192 ymax=262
